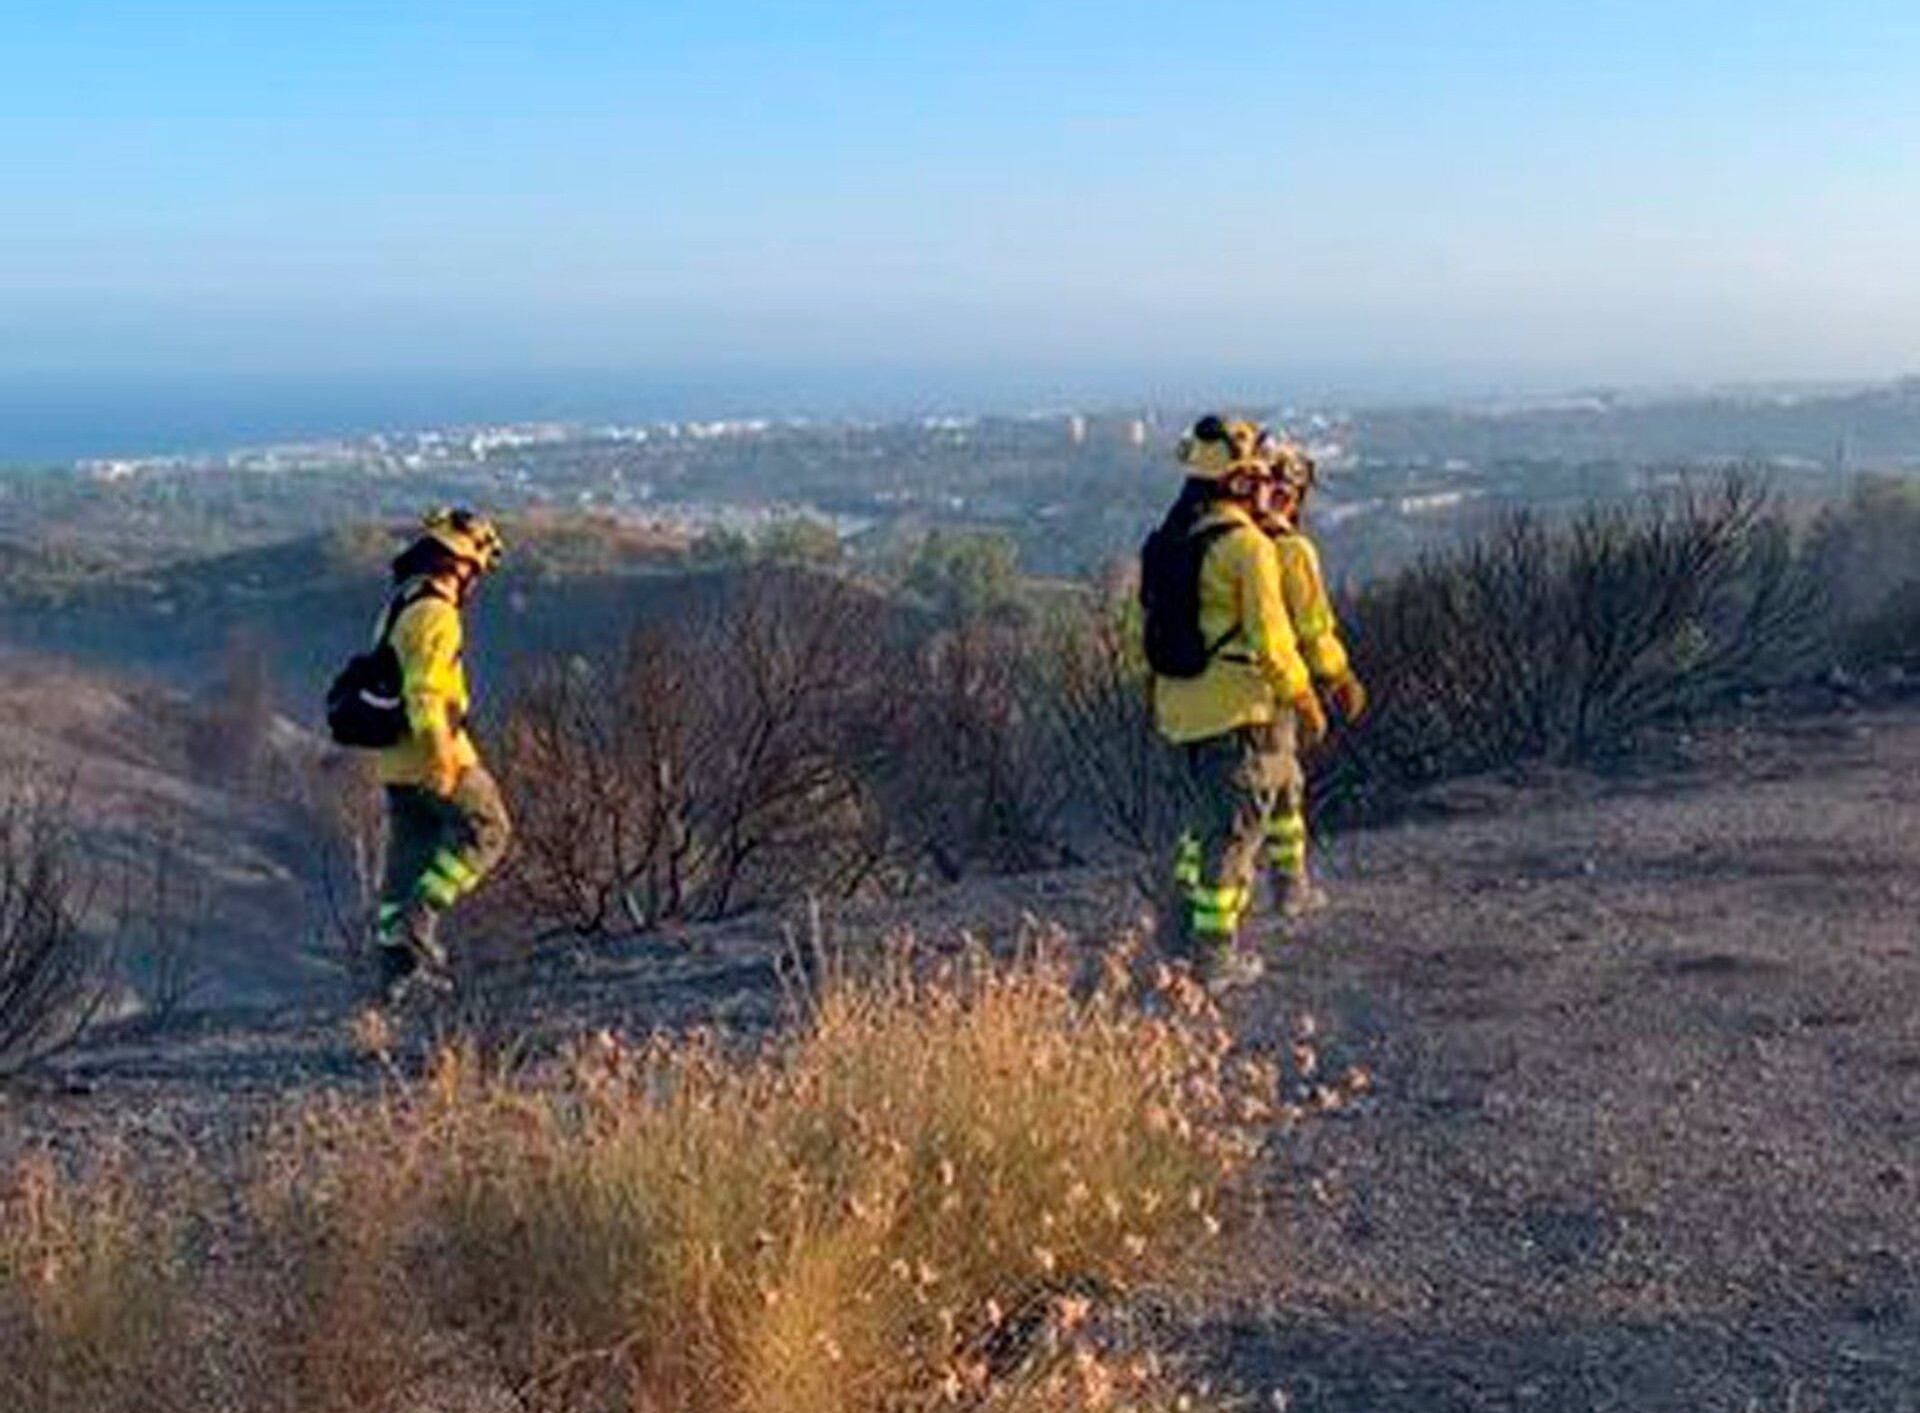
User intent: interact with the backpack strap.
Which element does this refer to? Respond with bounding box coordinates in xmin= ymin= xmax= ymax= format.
xmin=376 ymin=579 xmax=454 ymax=647
xmin=1187 ymin=520 xmax=1255 ymax=664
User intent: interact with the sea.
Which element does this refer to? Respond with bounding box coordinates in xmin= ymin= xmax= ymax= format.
xmin=0 ymin=362 xmax=1503 ymax=468
xmin=0 ymin=370 xmax=875 ymax=467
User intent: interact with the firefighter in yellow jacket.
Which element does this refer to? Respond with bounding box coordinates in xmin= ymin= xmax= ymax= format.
xmin=373 ymin=509 xmax=513 ymax=1003
xmin=1258 ymin=439 xmax=1366 ymax=915
xmin=1147 ymin=417 xmax=1326 ymax=988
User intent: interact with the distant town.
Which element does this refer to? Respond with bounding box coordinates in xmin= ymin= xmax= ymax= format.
xmin=10 ymin=378 xmax=1918 ymax=584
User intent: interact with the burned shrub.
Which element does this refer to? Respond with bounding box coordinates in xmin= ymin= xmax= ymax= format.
xmin=1327 ymin=471 xmax=1818 ymax=810
xmin=497 ymin=571 xmax=899 ymax=936
xmin=0 ymin=778 xmax=108 ymax=1075
xmin=499 ymin=567 xmax=1089 ymax=939
xmin=869 ymin=620 xmax=1074 ymax=882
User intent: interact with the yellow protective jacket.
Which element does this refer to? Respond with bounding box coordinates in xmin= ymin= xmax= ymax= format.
xmin=1273 ymin=530 xmax=1351 ymax=684
xmin=1152 ymin=503 xmax=1313 ymax=745
xmin=375 ymin=581 xmax=481 ymax=788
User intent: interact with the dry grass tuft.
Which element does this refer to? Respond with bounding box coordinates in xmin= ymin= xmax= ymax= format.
xmin=0 ymin=1150 xmax=194 ymax=1413
xmin=4 ymin=939 xmax=1295 ymax=1411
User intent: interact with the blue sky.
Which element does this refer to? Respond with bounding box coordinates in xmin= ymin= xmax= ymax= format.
xmin=3 ymin=0 xmax=1918 ymax=398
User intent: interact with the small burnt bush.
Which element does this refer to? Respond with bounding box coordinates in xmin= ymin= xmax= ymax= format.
xmin=1803 ymin=474 xmax=1920 ymax=674
xmin=0 ymin=778 xmax=109 ymax=1077
xmin=869 ymin=619 xmax=1076 ymax=882
xmin=498 ymin=568 xmax=1075 ymax=941
xmin=1324 ymin=471 xmax=1818 ymax=813
xmin=497 ymin=570 xmax=897 ymax=937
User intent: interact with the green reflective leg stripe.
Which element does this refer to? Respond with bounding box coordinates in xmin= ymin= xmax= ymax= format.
xmin=1268 ymin=814 xmax=1308 ymax=876
xmin=415 ymin=875 xmax=459 ymax=910
xmin=434 ymin=850 xmax=483 ymax=891
xmin=1190 ymin=908 xmax=1235 ymax=937
xmin=1269 ymin=844 xmax=1307 ymax=874
xmin=1188 ymin=883 xmax=1251 ymax=937
xmin=1172 ymin=833 xmax=1201 ymax=889
xmin=414 ymin=849 xmax=481 ymax=910
xmin=376 ymin=902 xmax=406 ymax=942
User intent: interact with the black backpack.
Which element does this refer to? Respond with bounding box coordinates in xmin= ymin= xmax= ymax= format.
xmin=1139 ymin=509 xmax=1240 ymax=679
xmin=325 ymin=584 xmax=451 ymax=749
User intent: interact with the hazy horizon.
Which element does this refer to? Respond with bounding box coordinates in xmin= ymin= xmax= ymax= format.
xmin=10 ymin=361 xmax=1920 ymax=468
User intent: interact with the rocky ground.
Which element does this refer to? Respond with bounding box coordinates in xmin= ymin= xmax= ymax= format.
xmin=1225 ymin=705 xmax=1919 ymax=1412
xmin=3 ymin=703 xmax=1916 ymax=1412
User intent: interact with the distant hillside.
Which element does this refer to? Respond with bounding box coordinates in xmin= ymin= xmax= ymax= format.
xmin=1357 ymin=378 xmax=1920 ymax=471
xmin=0 ymin=519 xmax=960 ymax=1014
xmin=0 ymin=525 xmax=885 ymax=1010
xmin=0 ymin=514 xmax=729 ymax=725
xmin=0 ymin=648 xmax=323 ymax=1004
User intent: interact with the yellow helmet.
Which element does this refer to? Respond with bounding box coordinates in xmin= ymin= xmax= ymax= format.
xmin=1176 ymin=415 xmax=1270 ymax=482
xmin=420 ymin=507 xmax=505 ymax=574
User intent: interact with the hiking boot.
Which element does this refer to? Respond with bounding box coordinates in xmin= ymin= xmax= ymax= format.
xmin=1274 ymin=872 xmax=1330 ymax=919
xmin=375 ymin=941 xmax=416 ymax=1004
xmin=1195 ymin=943 xmax=1265 ymax=994
xmin=373 ymin=903 xmax=451 ymax=1006
xmin=375 ymin=944 xmax=453 ymax=1007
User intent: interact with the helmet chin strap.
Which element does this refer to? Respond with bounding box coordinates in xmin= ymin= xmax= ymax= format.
xmin=427 ymin=559 xmax=478 ymax=604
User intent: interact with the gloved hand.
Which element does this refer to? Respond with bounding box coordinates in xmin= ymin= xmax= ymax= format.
xmin=1329 ymin=672 xmax=1369 ymax=723
xmin=1291 ymin=688 xmax=1328 ymax=746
